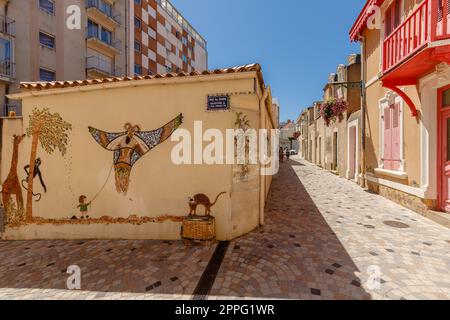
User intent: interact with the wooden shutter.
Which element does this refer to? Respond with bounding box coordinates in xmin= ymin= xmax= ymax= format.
xmin=383 ymin=103 xmax=401 ymax=171
xmin=391 ymin=103 xmax=401 ymax=170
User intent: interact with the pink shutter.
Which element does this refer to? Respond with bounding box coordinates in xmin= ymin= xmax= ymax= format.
xmin=383 ymin=106 xmax=393 ymax=170
xmin=391 ymin=103 xmax=401 ymax=170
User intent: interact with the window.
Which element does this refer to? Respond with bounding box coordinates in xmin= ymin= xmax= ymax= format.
xmin=442 ymin=88 xmax=450 ymax=107
xmin=101 ymin=28 xmax=112 ymax=45
xmin=382 ymin=102 xmax=401 ymax=171
xmin=99 ymin=0 xmax=112 ymax=17
xmin=39 ymin=0 xmax=55 ymax=14
xmin=134 ymin=64 xmax=142 ymax=75
xmin=39 ymin=68 xmax=55 ymax=81
xmin=134 ymin=41 xmax=141 ymax=52
xmin=87 ymin=20 xmax=99 ymax=38
xmin=39 ymin=32 xmax=55 ymax=49
xmin=134 ymin=17 xmax=141 ymax=29
xmin=0 ymin=38 xmax=11 ymax=60
xmin=385 ymin=0 xmax=401 ymax=37
xmin=134 ymin=0 xmax=141 ymax=4
xmin=87 ymin=20 xmax=113 ymax=46
xmin=182 ymin=54 xmax=187 ymax=63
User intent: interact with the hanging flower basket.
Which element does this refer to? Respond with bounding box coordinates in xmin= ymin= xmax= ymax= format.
xmin=320 ymin=98 xmax=348 ymax=126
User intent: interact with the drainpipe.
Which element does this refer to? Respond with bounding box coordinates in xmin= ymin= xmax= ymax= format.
xmin=259 ymin=87 xmax=269 ymax=228
xmin=359 ymin=35 xmax=367 ymax=188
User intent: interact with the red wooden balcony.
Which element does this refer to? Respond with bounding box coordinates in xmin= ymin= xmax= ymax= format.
xmin=382 ymin=0 xmax=450 ymax=85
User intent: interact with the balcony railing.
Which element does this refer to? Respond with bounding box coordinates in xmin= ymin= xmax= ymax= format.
xmin=86 ymin=0 xmax=121 ymax=24
xmin=86 ymin=27 xmax=122 ymax=52
xmin=0 ymin=59 xmax=15 ymax=80
xmin=383 ymin=0 xmax=450 ymax=73
xmin=86 ymin=56 xmax=121 ymax=77
xmin=0 ymin=15 xmax=15 ymax=37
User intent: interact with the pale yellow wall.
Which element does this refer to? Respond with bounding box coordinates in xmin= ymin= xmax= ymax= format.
xmin=1 ymin=75 xmax=271 ymax=240
xmin=231 ymin=96 xmax=260 ymax=239
xmin=365 ymin=27 xmax=382 ymax=81
xmin=362 ymin=21 xmax=423 ymax=189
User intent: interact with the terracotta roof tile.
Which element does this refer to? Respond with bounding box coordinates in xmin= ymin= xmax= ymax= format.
xmin=20 ymin=64 xmax=263 ymax=91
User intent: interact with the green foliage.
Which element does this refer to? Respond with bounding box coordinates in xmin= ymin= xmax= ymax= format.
xmin=27 ymin=108 xmax=72 ymax=156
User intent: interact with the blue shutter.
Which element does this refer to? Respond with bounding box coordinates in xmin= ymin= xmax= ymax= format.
xmin=39 ymin=33 xmax=55 ymax=49
xmin=40 ymin=69 xmax=55 ymax=81
xmin=39 ymin=0 xmax=55 ymax=14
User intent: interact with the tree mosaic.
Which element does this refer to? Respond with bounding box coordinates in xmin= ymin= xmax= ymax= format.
xmin=25 ymin=108 xmax=72 ymax=221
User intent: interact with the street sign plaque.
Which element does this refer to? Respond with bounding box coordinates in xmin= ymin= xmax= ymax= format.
xmin=207 ymin=95 xmax=230 ymax=111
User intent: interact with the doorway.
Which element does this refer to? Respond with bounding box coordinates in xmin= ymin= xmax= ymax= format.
xmin=333 ymin=131 xmax=338 ymax=171
xmin=348 ymin=126 xmax=357 ymax=180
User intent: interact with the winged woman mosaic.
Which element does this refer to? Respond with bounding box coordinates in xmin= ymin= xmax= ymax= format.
xmin=89 ymin=114 xmax=183 ymax=194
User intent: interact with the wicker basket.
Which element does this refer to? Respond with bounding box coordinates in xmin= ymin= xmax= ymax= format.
xmin=182 ymin=216 xmax=215 ymax=241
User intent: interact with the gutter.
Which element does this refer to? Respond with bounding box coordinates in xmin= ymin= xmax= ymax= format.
xmin=359 ymin=34 xmax=367 ymax=188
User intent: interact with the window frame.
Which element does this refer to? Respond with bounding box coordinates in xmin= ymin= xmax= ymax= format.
xmin=39 ymin=67 xmax=56 ymax=82
xmin=384 ymin=0 xmax=402 ymax=38
xmin=134 ymin=63 xmax=142 ymax=76
xmin=134 ymin=41 xmax=141 ymax=53
xmin=134 ymin=17 xmax=142 ymax=29
xmin=39 ymin=0 xmax=55 ymax=15
xmin=39 ymin=31 xmax=56 ymax=50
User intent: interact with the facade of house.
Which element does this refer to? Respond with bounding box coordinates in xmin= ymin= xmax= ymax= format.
xmin=0 ymin=0 xmax=207 ymax=117
xmin=0 ymin=64 xmax=277 ymax=241
xmin=350 ymin=0 xmax=450 ymax=214
xmin=299 ymin=54 xmax=362 ymax=179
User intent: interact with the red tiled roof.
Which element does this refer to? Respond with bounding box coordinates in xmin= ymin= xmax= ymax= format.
xmin=349 ymin=0 xmax=385 ymax=41
xmin=19 ymin=64 xmax=264 ymax=91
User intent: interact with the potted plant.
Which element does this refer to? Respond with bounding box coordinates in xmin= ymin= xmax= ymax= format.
xmin=320 ymin=98 xmax=348 ymax=126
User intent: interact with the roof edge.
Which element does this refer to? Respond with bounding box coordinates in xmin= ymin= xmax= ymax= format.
xmin=10 ymin=64 xmax=265 ymax=100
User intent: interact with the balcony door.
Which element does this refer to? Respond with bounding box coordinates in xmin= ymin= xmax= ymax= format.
xmin=438 ymin=85 xmax=450 ymax=213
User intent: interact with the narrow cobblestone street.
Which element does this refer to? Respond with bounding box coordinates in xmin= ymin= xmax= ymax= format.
xmin=1 ymin=157 xmax=449 ymax=300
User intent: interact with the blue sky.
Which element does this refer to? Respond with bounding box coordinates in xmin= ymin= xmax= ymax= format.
xmin=171 ymin=0 xmax=364 ymax=122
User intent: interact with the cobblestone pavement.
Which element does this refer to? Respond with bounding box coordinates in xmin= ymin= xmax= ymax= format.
xmin=0 ymin=239 xmax=214 ymax=300
xmin=1 ymin=158 xmax=450 ymax=300
xmin=210 ymin=158 xmax=450 ymax=300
